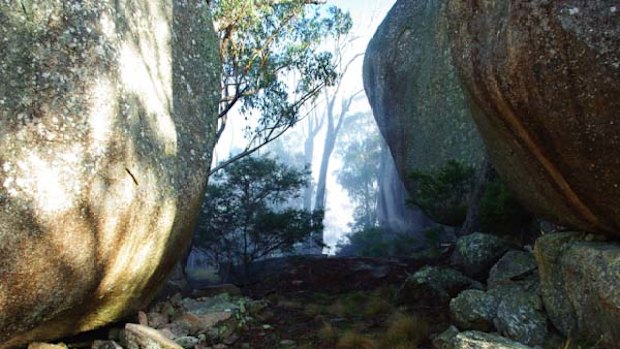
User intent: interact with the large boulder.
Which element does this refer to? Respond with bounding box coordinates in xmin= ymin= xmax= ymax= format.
xmin=447 ymin=1 xmax=620 ymax=236
xmin=0 ymin=1 xmax=220 ymax=347
xmin=534 ymin=232 xmax=620 ymax=347
xmin=363 ymin=0 xmax=486 ymax=226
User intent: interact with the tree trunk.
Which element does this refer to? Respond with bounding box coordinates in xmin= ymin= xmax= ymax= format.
xmin=303 ymin=112 xmax=321 ymax=212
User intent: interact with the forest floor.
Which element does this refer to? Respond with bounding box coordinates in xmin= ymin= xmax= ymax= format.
xmin=221 ymin=256 xmax=452 ymax=349
xmin=226 ymin=286 xmax=450 ymax=349
xmin=59 ymin=256 xmax=453 ymax=349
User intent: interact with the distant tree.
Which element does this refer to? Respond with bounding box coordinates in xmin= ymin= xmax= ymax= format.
xmin=209 ymin=0 xmax=352 ymax=174
xmin=302 ymin=108 xmax=323 ymax=211
xmin=336 ymin=112 xmax=382 ymax=230
xmin=194 ymin=155 xmax=323 ymax=276
xmin=301 ymin=35 xmax=365 ymax=252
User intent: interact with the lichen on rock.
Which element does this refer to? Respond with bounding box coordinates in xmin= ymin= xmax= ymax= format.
xmin=446 ymin=0 xmax=620 ymax=236
xmin=363 ymin=0 xmax=486 ymax=226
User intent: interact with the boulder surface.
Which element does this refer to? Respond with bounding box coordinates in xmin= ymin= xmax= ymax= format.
xmin=0 ymin=1 xmax=220 ymax=347
xmin=447 ymin=0 xmax=620 ymax=236
xmin=363 ymin=0 xmax=485 ymax=225
xmin=452 ymin=232 xmax=511 ymax=280
xmin=534 ymin=232 xmax=620 ymax=347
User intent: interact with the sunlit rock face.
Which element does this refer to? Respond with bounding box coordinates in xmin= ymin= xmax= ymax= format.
xmin=447 ymin=1 xmax=620 ymax=236
xmin=0 ymin=1 xmax=220 ymax=347
xmin=363 ymin=0 xmax=486 ymax=226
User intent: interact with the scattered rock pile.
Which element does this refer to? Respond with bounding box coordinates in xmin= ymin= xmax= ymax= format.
xmin=28 ymin=287 xmax=267 ymax=349
xmin=401 ymin=231 xmax=620 ymax=349
xmin=395 ymin=233 xmax=549 ymax=348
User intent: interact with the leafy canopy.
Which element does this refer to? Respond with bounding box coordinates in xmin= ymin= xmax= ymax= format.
xmin=210 ymin=0 xmax=352 ymax=173
xmin=194 ymin=155 xmax=323 ymax=271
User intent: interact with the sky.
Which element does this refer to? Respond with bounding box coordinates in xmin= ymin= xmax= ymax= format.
xmin=213 ymin=0 xmax=396 ymax=252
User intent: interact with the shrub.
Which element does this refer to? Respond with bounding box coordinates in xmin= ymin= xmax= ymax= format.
xmin=336 ymin=226 xmax=391 ymax=257
xmin=479 ymin=178 xmax=532 ymax=236
xmin=407 ymin=160 xmax=475 ymax=226
xmin=193 ymin=155 xmax=323 ymax=277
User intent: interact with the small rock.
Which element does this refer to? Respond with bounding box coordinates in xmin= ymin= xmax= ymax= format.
xmin=278 ymin=339 xmax=296 ymax=347
xmin=195 ymin=312 xmax=234 ymax=328
xmin=147 ymin=311 xmax=170 ymax=329
xmin=159 ymin=328 xmax=176 ymax=340
xmin=28 ymin=343 xmax=67 ymax=349
xmin=246 ymin=300 xmax=268 ymax=315
xmin=395 ymin=266 xmax=483 ymax=308
xmin=432 ymin=326 xmax=459 ymax=349
xmin=449 ymin=289 xmax=497 ymax=331
xmin=92 ymin=340 xmax=123 ymax=349
xmin=223 ymin=334 xmax=239 ymax=345
xmin=121 ymin=323 xmax=183 ymax=349
xmin=180 ymin=296 xmax=239 ymax=315
xmin=174 ymin=336 xmax=200 ymax=349
xmin=175 ymin=313 xmax=203 ymax=335
xmin=138 ymin=311 xmax=148 ymax=326
xmin=452 ymin=331 xmax=533 ymax=349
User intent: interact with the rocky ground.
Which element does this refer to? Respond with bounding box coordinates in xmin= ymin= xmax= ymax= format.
xmin=31 ymin=256 xmax=448 ymax=349
xmin=29 ymin=235 xmax=606 ymax=349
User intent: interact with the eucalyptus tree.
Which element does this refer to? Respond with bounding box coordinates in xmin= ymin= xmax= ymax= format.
xmin=209 ymin=0 xmax=352 ymax=174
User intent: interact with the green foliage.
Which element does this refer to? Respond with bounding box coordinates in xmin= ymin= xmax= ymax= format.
xmin=336 ymin=227 xmax=422 ymax=258
xmin=407 ymin=160 xmax=475 ymax=226
xmin=336 ymin=227 xmax=389 ymax=257
xmin=194 ymin=155 xmax=323 ymax=272
xmin=391 ymin=232 xmax=423 ymax=257
xmin=479 ymin=179 xmax=531 ymax=236
xmin=212 ymin=0 xmax=352 ymax=164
